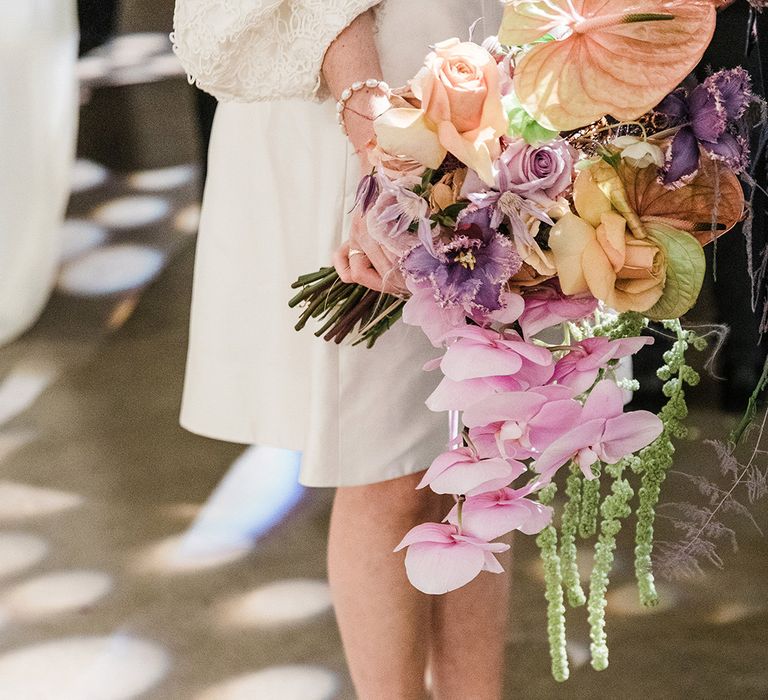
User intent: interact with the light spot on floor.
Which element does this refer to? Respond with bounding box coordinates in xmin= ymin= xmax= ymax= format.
xmin=77 ymin=56 xmax=111 ymax=83
xmin=174 ymin=203 xmax=201 ymax=235
xmin=127 ymin=165 xmax=195 ymax=192
xmin=107 ymin=33 xmax=171 ymax=63
xmin=57 ymin=244 xmax=166 ymax=296
xmin=60 ymin=219 xmax=109 ymax=262
xmin=105 ymin=292 xmax=143 ymax=331
xmin=110 ymin=66 xmax=169 ymax=87
xmin=0 ymin=570 xmax=112 ymax=620
xmin=158 ymin=502 xmax=202 ymax=522
xmin=195 ymin=666 xmax=339 ymax=700
xmin=71 ymin=160 xmax=109 ymax=193
xmin=0 ymin=481 xmax=83 ymax=521
xmin=0 ymin=635 xmax=169 ymax=700
xmin=528 ymin=547 xmax=623 ymax=585
xmin=710 ymin=601 xmax=766 ymax=625
xmin=217 ymin=579 xmax=332 ymax=629
xmin=606 ymin=583 xmax=678 ymax=616
xmin=0 ymin=430 xmax=37 ymax=464
xmin=91 ymin=196 xmax=170 ymax=229
xmin=0 ymin=364 xmax=59 ymax=427
xmin=135 ymin=447 xmax=303 ymax=574
xmin=145 ymin=53 xmax=186 ymax=79
xmin=566 ymin=640 xmax=591 ymax=669
xmin=0 ymin=533 xmax=49 ymax=580
xmin=187 ymin=446 xmax=303 ymax=544
xmin=135 ymin=533 xmax=253 ymax=575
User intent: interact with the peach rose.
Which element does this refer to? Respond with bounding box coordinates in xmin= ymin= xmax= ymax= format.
xmin=374 ymin=39 xmax=507 ymax=185
xmin=428 ymin=168 xmax=467 ymax=211
xmin=549 ymin=211 xmax=666 ymax=313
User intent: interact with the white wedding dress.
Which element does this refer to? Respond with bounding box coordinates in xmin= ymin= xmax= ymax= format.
xmin=173 ymin=0 xmax=504 ymax=486
xmin=0 ymin=1 xmax=78 ymax=345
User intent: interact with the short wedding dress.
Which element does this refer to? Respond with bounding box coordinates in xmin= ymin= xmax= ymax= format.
xmin=173 ymin=0 xmax=504 ymax=486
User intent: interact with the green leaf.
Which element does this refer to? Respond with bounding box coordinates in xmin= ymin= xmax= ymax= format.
xmin=644 ymin=222 xmax=705 ymax=321
xmin=503 ymin=93 xmax=559 ymax=145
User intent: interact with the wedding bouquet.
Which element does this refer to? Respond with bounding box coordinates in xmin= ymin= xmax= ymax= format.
xmin=291 ymin=0 xmax=760 ymax=680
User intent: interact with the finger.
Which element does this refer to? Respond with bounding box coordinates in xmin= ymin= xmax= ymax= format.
xmin=333 ymin=242 xmax=353 ymax=283
xmin=349 ymin=251 xmax=385 ymax=291
xmin=353 ymin=219 xmax=391 ymax=274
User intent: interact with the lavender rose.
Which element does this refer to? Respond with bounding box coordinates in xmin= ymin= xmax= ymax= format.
xmin=496 ymin=137 xmax=576 ymax=204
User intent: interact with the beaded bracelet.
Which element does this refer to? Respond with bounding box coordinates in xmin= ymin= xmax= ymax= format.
xmin=336 ymin=78 xmax=390 ymax=136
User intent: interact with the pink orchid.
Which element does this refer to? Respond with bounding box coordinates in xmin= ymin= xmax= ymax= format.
xmin=533 ymin=380 xmax=663 ymax=481
xmin=463 ymin=385 xmax=580 ymax=460
xmin=553 ymin=336 xmax=654 ymax=395
xmin=395 ymin=522 xmax=509 ymax=594
xmin=446 ymin=487 xmax=553 ymax=540
xmin=427 ymin=374 xmax=529 ymax=413
xmin=402 ymin=285 xmax=525 ymax=349
xmin=519 ymin=283 xmax=598 ymax=340
xmin=425 ymin=327 xmax=555 ymax=412
xmin=482 ymin=291 xmax=525 ymax=326
xmin=440 ymin=327 xmax=553 ymax=381
xmin=417 ymin=446 xmax=524 ymax=496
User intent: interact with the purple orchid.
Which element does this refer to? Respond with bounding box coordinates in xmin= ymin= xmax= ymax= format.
xmin=401 ymin=217 xmax=522 ymax=314
xmin=365 ymin=173 xmax=433 ymax=256
xmin=352 ymin=172 xmax=380 ymax=215
xmin=655 ymin=67 xmax=752 ymax=187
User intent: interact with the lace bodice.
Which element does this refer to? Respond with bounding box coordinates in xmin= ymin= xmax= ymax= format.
xmin=171 ymin=0 xmax=383 ymax=102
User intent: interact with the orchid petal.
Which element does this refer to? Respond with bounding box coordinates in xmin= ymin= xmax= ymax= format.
xmin=582 ymin=380 xmax=624 ymax=422
xmin=599 ymin=411 xmax=663 ymax=463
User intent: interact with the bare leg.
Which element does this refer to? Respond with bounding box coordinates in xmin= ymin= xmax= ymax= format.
xmin=328 ymin=471 xmax=439 ymax=699
xmin=430 ymin=499 xmax=512 ymax=700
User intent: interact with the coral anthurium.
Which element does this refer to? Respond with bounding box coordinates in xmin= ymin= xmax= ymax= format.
xmin=499 ymin=0 xmax=717 ymax=130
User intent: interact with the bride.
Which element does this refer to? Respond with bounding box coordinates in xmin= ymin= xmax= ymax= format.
xmin=172 ymin=2 xmax=509 ymax=697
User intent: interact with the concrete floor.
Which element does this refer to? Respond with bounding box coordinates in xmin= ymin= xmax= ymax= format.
xmin=0 ymin=3 xmax=766 ymax=698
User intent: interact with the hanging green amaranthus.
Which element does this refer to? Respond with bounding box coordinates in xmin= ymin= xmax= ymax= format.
xmin=633 ymin=319 xmax=704 ymax=606
xmin=536 ymin=483 xmax=569 ymax=682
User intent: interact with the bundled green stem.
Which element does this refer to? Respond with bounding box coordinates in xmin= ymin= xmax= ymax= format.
xmin=290 ymin=267 xmax=405 ymax=348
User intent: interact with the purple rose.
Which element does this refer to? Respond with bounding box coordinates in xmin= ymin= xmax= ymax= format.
xmin=496 ymin=137 xmax=575 ymax=203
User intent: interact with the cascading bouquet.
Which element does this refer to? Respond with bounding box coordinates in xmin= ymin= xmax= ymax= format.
xmin=290 ymin=0 xmax=761 ymax=681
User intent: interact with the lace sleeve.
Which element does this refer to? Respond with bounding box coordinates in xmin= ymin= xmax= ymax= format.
xmin=171 ymin=0 xmax=383 ymax=103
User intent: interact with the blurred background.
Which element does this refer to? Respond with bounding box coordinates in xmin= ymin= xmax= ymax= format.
xmin=0 ymin=1 xmax=766 ymax=698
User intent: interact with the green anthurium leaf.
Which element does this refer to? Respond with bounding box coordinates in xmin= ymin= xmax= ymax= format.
xmin=644 ymin=221 xmax=705 ymax=321
xmin=503 ymin=93 xmax=559 ymax=146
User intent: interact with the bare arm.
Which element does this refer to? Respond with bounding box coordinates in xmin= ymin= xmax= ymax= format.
xmin=322 ymin=10 xmax=390 ymax=159
xmin=323 ymin=9 xmax=406 ymax=294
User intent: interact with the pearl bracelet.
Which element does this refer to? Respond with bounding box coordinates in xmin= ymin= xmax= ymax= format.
xmin=336 ymin=78 xmax=390 ymax=136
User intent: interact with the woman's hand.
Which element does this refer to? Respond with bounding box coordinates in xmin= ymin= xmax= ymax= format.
xmin=333 ymin=212 xmax=407 ymax=295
